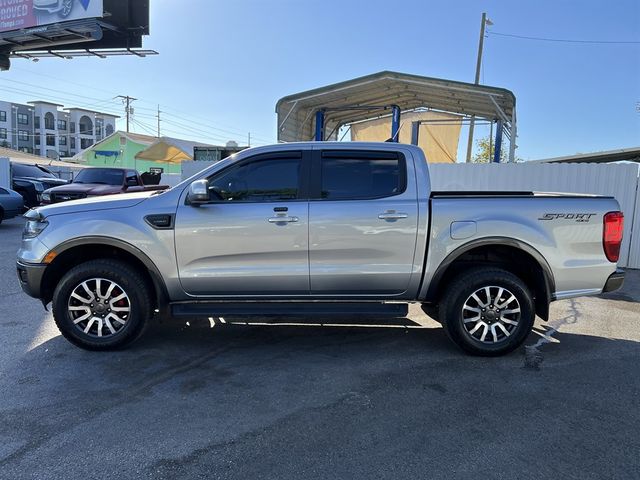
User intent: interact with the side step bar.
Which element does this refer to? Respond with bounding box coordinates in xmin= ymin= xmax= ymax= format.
xmin=170 ymin=301 xmax=408 ymax=318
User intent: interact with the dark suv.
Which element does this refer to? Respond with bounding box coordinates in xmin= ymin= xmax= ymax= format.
xmin=11 ymin=163 xmax=68 ymax=209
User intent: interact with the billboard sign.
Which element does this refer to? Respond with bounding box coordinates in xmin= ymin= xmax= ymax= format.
xmin=0 ymin=0 xmax=103 ymax=33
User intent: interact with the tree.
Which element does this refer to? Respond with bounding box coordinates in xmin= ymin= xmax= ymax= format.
xmin=472 ymin=136 xmax=508 ymax=163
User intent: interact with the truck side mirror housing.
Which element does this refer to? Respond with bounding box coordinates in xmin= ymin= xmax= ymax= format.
xmin=187 ymin=179 xmax=210 ymax=205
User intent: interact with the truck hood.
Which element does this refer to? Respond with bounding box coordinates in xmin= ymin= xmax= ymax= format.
xmin=17 ymin=176 xmax=68 ymax=185
xmin=44 ymin=183 xmax=122 ymax=195
xmin=36 ymin=191 xmax=155 ymax=218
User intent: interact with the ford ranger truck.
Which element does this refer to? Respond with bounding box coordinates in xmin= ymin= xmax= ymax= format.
xmin=16 ymin=143 xmax=625 ymax=356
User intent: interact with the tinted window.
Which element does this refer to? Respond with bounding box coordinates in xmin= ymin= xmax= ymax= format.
xmin=125 ymin=171 xmax=139 ymax=186
xmin=12 ymin=164 xmax=56 ymax=178
xmin=320 ymin=154 xmax=403 ymax=200
xmin=208 ymin=157 xmax=300 ymax=202
xmin=0 ymin=187 xmax=8 ymax=194
xmin=74 ymin=169 xmax=124 ymax=186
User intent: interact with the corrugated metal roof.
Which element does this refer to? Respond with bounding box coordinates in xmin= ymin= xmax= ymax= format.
xmin=276 ymin=71 xmax=516 ymax=143
xmin=533 ymin=147 xmax=640 ymax=164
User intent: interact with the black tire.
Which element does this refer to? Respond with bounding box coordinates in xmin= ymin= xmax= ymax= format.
xmin=52 ymin=259 xmax=152 ymax=351
xmin=439 ymin=267 xmax=535 ymax=356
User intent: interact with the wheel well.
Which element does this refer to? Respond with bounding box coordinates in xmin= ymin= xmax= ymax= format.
xmin=41 ymin=244 xmax=163 ymax=309
xmin=429 ymin=244 xmax=552 ymax=321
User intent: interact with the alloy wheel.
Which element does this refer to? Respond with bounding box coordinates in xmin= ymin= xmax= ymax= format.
xmin=67 ymin=278 xmax=131 ymax=338
xmin=461 ymin=285 xmax=521 ymax=344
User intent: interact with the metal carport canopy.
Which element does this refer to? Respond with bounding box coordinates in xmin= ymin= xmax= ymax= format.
xmin=276 ymin=70 xmax=516 ymax=144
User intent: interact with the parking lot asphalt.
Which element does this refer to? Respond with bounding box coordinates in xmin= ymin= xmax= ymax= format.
xmin=0 ymin=216 xmax=639 ymax=479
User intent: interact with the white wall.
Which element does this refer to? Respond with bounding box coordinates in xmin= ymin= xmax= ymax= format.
xmin=430 ymin=162 xmax=640 ymax=268
xmin=181 ymin=161 xmax=216 ymax=180
xmin=160 ymin=173 xmax=182 ymax=187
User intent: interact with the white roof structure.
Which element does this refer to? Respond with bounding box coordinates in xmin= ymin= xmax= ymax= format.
xmin=276 ymin=71 xmax=518 ymax=161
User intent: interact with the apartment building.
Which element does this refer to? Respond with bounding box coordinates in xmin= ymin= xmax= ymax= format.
xmin=0 ymin=100 xmax=118 ymax=159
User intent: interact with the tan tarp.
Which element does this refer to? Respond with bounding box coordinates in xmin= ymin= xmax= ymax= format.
xmin=350 ymin=110 xmax=462 ymax=163
xmin=134 ymin=141 xmax=192 ymax=164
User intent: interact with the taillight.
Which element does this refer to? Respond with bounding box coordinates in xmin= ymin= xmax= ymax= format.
xmin=603 ymin=211 xmax=624 ymax=262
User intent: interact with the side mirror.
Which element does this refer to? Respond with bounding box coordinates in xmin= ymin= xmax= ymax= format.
xmin=187 ymin=179 xmax=210 ymax=205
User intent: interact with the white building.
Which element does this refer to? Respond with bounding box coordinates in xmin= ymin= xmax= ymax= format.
xmin=0 ymin=100 xmax=119 ymax=159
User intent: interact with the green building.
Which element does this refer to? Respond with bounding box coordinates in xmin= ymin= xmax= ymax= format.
xmin=70 ymin=131 xmax=210 ymax=174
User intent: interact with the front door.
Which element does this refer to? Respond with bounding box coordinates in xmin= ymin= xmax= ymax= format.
xmin=309 ymin=149 xmax=419 ymax=296
xmin=175 ymin=151 xmax=310 ymax=296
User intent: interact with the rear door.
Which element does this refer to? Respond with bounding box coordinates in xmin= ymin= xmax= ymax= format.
xmin=174 ymin=150 xmax=311 ymax=296
xmin=308 ymin=149 xmax=419 ymax=296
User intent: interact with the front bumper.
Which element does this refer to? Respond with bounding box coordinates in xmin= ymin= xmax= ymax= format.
xmin=16 ymin=261 xmax=47 ymax=299
xmin=603 ymin=268 xmax=625 ymax=293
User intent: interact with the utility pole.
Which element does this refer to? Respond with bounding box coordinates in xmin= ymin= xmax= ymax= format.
xmin=465 ymin=12 xmax=491 ymax=163
xmin=116 ymin=95 xmax=137 ymax=133
xmin=157 ymin=104 xmax=161 ymax=137
xmin=248 ymin=132 xmax=251 ymax=147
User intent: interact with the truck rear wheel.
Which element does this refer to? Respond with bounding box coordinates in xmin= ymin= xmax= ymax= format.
xmin=439 ymin=268 xmax=535 ymax=356
xmin=52 ymin=259 xmax=152 ymax=350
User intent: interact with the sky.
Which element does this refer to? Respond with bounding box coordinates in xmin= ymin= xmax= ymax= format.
xmin=3 ymin=0 xmax=639 ymax=161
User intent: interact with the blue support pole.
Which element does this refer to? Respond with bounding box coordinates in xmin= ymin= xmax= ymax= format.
xmin=314 ymin=110 xmax=325 ymax=141
xmin=493 ymin=119 xmax=503 ymax=163
xmin=390 ymin=105 xmax=401 ymax=142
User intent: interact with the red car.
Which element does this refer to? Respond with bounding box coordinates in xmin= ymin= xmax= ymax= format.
xmin=41 ymin=168 xmax=168 ymax=204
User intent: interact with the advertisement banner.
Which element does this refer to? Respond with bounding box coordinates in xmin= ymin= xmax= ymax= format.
xmin=0 ymin=0 xmax=103 ymax=33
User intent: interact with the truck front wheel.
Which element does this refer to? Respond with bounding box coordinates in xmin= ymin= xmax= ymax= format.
xmin=52 ymin=259 xmax=152 ymax=350
xmin=439 ymin=268 xmax=535 ymax=356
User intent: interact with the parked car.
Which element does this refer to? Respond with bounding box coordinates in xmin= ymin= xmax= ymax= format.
xmin=33 ymin=0 xmax=74 ymax=18
xmin=11 ymin=162 xmax=69 ymax=209
xmin=41 ymin=168 xmax=169 ymax=204
xmin=16 ymin=143 xmax=625 ymax=355
xmin=0 ymin=186 xmax=24 ymax=224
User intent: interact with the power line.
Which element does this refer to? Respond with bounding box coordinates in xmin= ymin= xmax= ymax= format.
xmin=7 ymin=66 xmax=277 ymax=143
xmin=131 ymin=118 xmax=158 ymax=137
xmin=487 ymin=30 xmax=640 ymax=45
xmin=0 ymin=84 xmax=122 ymax=117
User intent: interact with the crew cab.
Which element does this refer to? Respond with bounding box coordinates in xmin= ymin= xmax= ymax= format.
xmin=41 ymin=167 xmax=169 ymax=204
xmin=16 ymin=143 xmax=625 ymax=355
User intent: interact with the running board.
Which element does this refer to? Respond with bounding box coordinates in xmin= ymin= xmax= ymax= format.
xmin=170 ymin=301 xmax=408 ymax=318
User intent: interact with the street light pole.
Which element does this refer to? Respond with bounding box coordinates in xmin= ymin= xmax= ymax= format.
xmin=465 ymin=12 xmax=490 ymax=163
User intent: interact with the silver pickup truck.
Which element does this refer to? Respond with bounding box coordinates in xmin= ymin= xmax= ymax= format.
xmin=16 ymin=142 xmax=625 ymax=356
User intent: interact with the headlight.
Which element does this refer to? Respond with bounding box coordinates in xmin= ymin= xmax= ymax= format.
xmin=23 ymin=219 xmax=48 ymax=239
xmin=41 ymin=192 xmax=51 ymax=202
xmin=32 ymin=181 xmax=44 ymax=193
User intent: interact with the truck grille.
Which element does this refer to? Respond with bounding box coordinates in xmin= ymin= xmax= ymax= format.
xmin=51 ymin=192 xmax=87 ymax=203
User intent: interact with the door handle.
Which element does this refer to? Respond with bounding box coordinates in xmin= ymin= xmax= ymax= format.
xmin=378 ymin=211 xmax=408 ymax=220
xmin=268 ymin=216 xmax=299 ymax=223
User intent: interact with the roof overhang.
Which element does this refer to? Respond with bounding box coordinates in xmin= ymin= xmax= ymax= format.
xmin=533 ymin=147 xmax=640 ymax=164
xmin=276 ymin=71 xmax=516 ymax=143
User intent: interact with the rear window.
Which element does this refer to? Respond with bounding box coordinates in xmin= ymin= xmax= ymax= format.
xmin=320 ymin=152 xmax=405 ymax=200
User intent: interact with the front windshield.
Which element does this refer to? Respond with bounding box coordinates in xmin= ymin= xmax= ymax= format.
xmin=73 ymin=169 xmax=124 ymax=186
